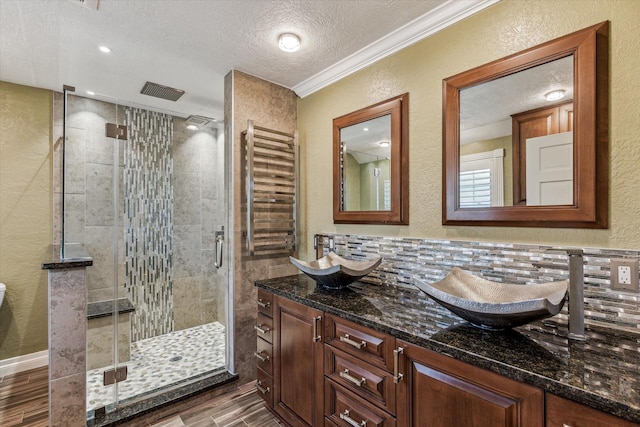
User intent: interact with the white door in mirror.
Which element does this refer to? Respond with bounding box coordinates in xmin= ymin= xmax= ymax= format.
xmin=526 ymin=131 xmax=573 ymax=206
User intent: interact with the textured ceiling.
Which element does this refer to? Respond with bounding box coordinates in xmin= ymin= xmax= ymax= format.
xmin=0 ymin=0 xmax=497 ymax=120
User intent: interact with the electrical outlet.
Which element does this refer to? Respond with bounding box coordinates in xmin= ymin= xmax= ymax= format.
xmin=611 ymin=258 xmax=639 ymax=292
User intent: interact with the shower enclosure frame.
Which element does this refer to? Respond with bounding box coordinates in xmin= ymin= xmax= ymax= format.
xmin=57 ymin=89 xmax=235 ymax=425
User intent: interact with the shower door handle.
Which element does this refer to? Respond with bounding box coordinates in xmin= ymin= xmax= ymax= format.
xmin=214 ymin=229 xmax=224 ymax=269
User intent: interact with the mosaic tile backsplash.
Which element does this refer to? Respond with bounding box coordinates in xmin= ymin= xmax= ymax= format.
xmin=124 ymin=107 xmax=174 ymax=341
xmin=318 ymin=234 xmax=640 ymax=333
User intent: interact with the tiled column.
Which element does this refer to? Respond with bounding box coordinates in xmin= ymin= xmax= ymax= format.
xmin=43 ymin=258 xmax=91 ymax=427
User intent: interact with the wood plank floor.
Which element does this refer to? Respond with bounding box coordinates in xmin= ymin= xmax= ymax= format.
xmin=0 ymin=367 xmax=281 ymax=427
xmin=0 ymin=366 xmax=49 ymax=427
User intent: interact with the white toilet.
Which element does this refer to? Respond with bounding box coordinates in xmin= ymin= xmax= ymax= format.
xmin=0 ymin=283 xmax=5 ymax=308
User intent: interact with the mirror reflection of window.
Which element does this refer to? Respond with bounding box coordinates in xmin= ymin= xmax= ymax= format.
xmin=459 ymin=149 xmax=505 ymax=208
xmin=340 ymin=114 xmax=392 ymax=211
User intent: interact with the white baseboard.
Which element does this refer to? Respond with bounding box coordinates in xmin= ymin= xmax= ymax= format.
xmin=0 ymin=350 xmax=48 ymax=377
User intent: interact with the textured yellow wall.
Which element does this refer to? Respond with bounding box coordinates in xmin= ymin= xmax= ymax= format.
xmin=298 ymin=0 xmax=640 ymax=259
xmin=0 ymin=82 xmax=52 ymax=359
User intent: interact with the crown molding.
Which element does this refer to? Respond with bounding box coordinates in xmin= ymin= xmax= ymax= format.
xmin=292 ymin=0 xmax=500 ymax=98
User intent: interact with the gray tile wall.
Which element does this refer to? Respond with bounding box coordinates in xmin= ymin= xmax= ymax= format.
xmin=172 ymin=117 xmax=226 ymax=331
xmin=319 ymin=234 xmax=640 ymax=333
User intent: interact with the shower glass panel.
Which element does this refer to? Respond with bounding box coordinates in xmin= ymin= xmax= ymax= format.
xmin=60 ymin=93 xmax=229 ymax=424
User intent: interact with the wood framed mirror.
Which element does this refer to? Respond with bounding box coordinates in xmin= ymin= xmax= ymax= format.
xmin=443 ymin=21 xmax=609 ymax=228
xmin=333 ymin=93 xmax=409 ymax=224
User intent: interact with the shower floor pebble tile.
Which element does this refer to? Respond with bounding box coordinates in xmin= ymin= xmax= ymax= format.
xmin=87 ymin=322 xmax=226 ymax=411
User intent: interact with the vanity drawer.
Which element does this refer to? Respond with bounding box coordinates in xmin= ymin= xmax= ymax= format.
xmin=325 ymin=379 xmax=395 ymax=427
xmin=255 ymin=312 xmax=273 ymax=344
xmin=325 ymin=345 xmax=395 ymax=415
xmin=325 ymin=314 xmax=394 ymax=372
xmin=546 ymin=394 xmax=638 ymax=427
xmin=256 ymin=368 xmax=273 ymax=408
xmin=257 ymin=289 xmax=273 ymax=317
xmin=255 ymin=337 xmax=273 ymax=375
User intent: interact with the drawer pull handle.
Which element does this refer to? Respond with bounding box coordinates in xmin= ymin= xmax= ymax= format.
xmin=393 ymin=347 xmax=404 ymax=383
xmin=340 ymin=410 xmax=366 ymax=427
xmin=254 ymin=351 xmax=270 ymax=362
xmin=313 ymin=316 xmax=322 ymax=342
xmin=256 ymin=381 xmax=270 ymax=395
xmin=340 ymin=334 xmax=366 ymax=349
xmin=339 ymin=369 xmax=366 ymax=387
xmin=254 ymin=324 xmax=270 ymax=334
xmin=257 ymin=299 xmax=271 ymax=308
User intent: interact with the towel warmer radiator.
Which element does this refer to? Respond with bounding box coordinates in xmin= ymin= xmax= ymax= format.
xmin=243 ymin=120 xmax=298 ymax=256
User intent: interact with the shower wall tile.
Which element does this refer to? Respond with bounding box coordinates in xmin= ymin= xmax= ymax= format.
xmin=173 ymin=277 xmax=203 ymax=331
xmin=86 ymin=131 xmax=117 ymax=165
xmin=174 ymin=172 xmax=201 ymax=226
xmin=173 ymin=225 xmax=201 ymax=279
xmin=62 ymin=194 xmax=85 ymax=244
xmin=201 ymin=146 xmax=218 ymax=200
xmin=85 ymin=225 xmax=116 ymax=298
xmin=63 ymin=128 xmax=86 ymax=195
xmin=86 ymin=163 xmax=115 ymax=227
xmin=86 ymin=313 xmax=131 ymax=370
xmin=173 ymin=135 xmax=202 ymax=172
xmin=201 ymin=198 xmax=217 ymax=241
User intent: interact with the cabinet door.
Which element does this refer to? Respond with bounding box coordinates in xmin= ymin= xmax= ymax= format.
xmin=274 ymin=296 xmax=324 ymax=427
xmin=396 ymin=340 xmax=543 ymax=427
xmin=546 ymin=394 xmax=639 ymax=427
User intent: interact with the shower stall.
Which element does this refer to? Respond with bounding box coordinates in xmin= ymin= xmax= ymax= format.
xmin=56 ymin=88 xmax=231 ymax=424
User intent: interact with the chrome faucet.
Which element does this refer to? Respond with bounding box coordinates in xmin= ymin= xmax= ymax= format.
xmin=548 ymin=248 xmax=586 ymax=340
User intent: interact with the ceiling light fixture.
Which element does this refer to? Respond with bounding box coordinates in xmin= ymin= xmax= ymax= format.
xmin=86 ymin=90 xmax=95 ymax=96
xmin=544 ymin=89 xmax=566 ymax=101
xmin=363 ymin=127 xmax=369 ymax=131
xmin=379 ymin=141 xmax=390 ymax=148
xmin=186 ymin=124 xmax=199 ymax=131
xmin=99 ymin=46 xmax=112 ymax=53
xmin=278 ymin=33 xmax=300 ymax=53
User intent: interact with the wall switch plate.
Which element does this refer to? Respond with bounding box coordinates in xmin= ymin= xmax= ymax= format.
xmin=611 ymin=258 xmax=639 ymax=292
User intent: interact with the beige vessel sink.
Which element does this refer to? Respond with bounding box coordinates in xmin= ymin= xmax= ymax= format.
xmin=414 ymin=267 xmax=568 ymax=330
xmin=289 ymin=252 xmax=382 ymax=289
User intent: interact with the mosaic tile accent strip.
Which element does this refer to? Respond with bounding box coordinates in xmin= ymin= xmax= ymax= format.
xmin=124 ymin=107 xmax=174 ymax=341
xmin=86 ymin=321 xmax=226 ymax=413
xmin=319 ymin=234 xmax=640 ymax=333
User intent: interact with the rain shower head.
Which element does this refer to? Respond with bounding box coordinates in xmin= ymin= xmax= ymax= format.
xmin=140 ymin=81 xmax=185 ymax=101
xmin=186 ymin=115 xmax=212 ymax=127
xmin=185 ymin=115 xmax=220 ymax=129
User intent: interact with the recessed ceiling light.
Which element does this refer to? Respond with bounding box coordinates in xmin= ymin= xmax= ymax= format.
xmin=544 ymin=89 xmax=566 ymax=101
xmin=86 ymin=90 xmax=95 ymax=96
xmin=186 ymin=124 xmax=199 ymax=131
xmin=363 ymin=127 xmax=369 ymax=131
xmin=278 ymin=33 xmax=300 ymax=52
xmin=99 ymin=46 xmax=111 ymax=53
xmin=379 ymin=141 xmax=390 ymax=148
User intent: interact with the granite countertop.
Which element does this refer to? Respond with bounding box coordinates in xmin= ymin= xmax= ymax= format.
xmin=256 ymin=274 xmax=640 ymax=423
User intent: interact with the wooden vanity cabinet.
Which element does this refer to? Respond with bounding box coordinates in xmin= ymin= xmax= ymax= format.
xmin=255 ymin=289 xmax=274 ymax=407
xmin=546 ymin=394 xmax=639 ymax=427
xmin=273 ymin=296 xmax=324 ymax=427
xmin=324 ymin=314 xmax=397 ymax=426
xmin=396 ymin=340 xmax=544 ymax=427
xmin=259 ymin=291 xmax=636 ymax=427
